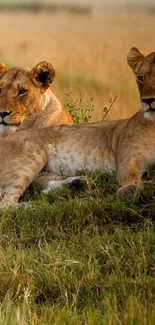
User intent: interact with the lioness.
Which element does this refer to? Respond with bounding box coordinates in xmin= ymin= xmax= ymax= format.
xmin=0 ymin=61 xmax=73 ymax=133
xmin=0 ymin=47 xmax=155 ymax=206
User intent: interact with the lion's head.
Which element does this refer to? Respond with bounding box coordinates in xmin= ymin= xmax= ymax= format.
xmin=0 ymin=61 xmax=55 ymax=132
xmin=127 ymin=47 xmax=155 ymax=119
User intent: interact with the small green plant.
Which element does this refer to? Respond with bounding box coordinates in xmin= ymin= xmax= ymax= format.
xmin=64 ymin=86 xmax=117 ymax=123
xmin=64 ymin=88 xmax=94 ymax=123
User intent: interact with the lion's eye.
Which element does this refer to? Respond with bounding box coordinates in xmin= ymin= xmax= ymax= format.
xmin=137 ymin=76 xmax=144 ymax=83
xmin=18 ymin=88 xmax=27 ymax=96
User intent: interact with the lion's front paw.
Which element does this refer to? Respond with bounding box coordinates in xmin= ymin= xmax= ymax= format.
xmin=117 ymin=184 xmax=141 ymax=197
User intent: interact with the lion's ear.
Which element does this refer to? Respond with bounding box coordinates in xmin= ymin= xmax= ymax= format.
xmin=0 ymin=62 xmax=7 ymax=78
xmin=127 ymin=47 xmax=144 ymax=74
xmin=30 ymin=61 xmax=55 ymax=89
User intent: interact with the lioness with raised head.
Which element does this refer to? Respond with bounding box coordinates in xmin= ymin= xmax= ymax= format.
xmin=0 ymin=61 xmax=73 ymax=134
xmin=0 ymin=47 xmax=155 ymax=206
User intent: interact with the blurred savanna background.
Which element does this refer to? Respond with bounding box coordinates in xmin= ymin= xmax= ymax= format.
xmin=1 ymin=2 xmax=155 ymax=324
xmin=1 ymin=0 xmax=155 ymax=121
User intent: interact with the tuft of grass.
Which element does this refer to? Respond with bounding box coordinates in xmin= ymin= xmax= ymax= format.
xmin=64 ymin=88 xmax=94 ymax=123
xmin=63 ymin=85 xmax=116 ymax=122
xmin=0 ymin=171 xmax=155 ymax=323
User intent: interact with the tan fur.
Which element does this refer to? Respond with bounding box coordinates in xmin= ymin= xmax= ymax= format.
xmin=0 ymin=130 xmax=47 ymax=204
xmin=0 ymin=61 xmax=73 ymax=134
xmin=1 ymin=47 xmax=155 ymax=206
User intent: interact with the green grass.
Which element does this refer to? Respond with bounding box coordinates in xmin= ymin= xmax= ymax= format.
xmin=0 ymin=171 xmax=155 ymax=324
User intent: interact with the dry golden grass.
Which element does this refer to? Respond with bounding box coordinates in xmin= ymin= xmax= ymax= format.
xmin=0 ymin=10 xmax=155 ymax=120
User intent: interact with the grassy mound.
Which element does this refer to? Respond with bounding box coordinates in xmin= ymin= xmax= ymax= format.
xmin=0 ymin=171 xmax=155 ymax=324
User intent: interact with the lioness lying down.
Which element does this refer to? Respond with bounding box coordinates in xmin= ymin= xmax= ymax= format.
xmin=0 ymin=60 xmax=73 ymax=133
xmin=0 ymin=47 xmax=155 ymax=206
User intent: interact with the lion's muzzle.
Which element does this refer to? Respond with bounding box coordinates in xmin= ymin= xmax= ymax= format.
xmin=0 ymin=110 xmax=13 ymax=125
xmin=141 ymin=97 xmax=155 ymax=112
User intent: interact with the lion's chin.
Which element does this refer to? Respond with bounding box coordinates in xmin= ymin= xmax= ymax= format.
xmin=0 ymin=123 xmax=18 ymax=133
xmin=144 ymin=110 xmax=155 ymax=121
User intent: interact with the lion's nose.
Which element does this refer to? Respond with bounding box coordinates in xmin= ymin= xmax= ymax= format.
xmin=142 ymin=98 xmax=155 ymax=106
xmin=0 ymin=111 xmax=12 ymax=118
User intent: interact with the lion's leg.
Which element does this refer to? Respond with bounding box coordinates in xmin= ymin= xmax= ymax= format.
xmin=1 ymin=149 xmax=47 ymax=206
xmin=1 ymin=171 xmax=41 ymax=206
xmin=35 ymin=173 xmax=87 ymax=194
xmin=117 ymin=159 xmax=144 ymax=196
